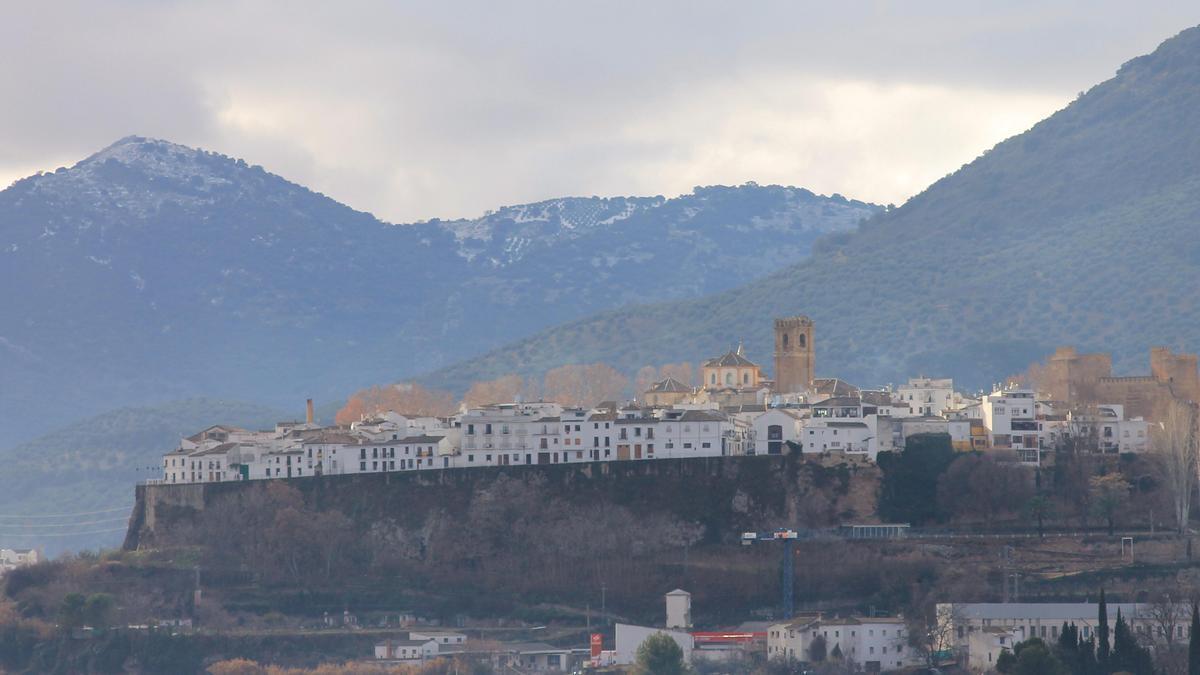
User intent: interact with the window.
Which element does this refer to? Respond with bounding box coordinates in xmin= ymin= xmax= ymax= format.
xmin=359 ymin=461 xmax=366 ymax=471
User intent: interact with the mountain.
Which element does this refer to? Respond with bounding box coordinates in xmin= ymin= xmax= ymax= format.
xmin=0 ymin=138 xmax=879 ymax=445
xmin=0 ymin=398 xmax=287 ymax=555
xmin=424 ymin=25 xmax=1200 ymax=392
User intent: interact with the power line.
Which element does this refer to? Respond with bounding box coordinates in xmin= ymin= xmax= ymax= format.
xmin=0 ymin=527 xmax=127 ymax=538
xmin=0 ymin=506 xmax=129 ymax=519
xmin=0 ymin=517 xmax=128 ymax=528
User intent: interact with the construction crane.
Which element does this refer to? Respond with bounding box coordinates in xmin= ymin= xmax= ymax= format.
xmin=741 ymin=528 xmax=799 ymax=619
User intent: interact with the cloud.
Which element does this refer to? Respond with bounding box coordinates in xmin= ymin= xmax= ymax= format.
xmin=1 ymin=2 xmax=1197 ymax=221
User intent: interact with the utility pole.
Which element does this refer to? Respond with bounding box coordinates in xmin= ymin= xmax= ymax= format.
xmin=601 ymin=583 xmax=607 ymax=627
xmin=741 ymin=528 xmax=798 ymax=619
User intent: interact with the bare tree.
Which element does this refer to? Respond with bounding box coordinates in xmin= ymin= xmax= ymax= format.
xmin=462 ymin=374 xmax=527 ymax=407
xmin=908 ymin=604 xmax=963 ymax=669
xmin=634 ymin=366 xmax=660 ymax=397
xmin=1139 ymin=593 xmax=1188 ymax=646
xmin=1158 ymin=400 xmax=1198 ymax=535
xmin=543 ymin=363 xmax=629 ymax=407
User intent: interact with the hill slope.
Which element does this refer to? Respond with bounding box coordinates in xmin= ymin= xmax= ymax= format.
xmin=425 ymin=25 xmax=1200 ymax=391
xmin=0 ymin=398 xmax=287 ymax=555
xmin=0 ymin=139 xmax=877 ymax=444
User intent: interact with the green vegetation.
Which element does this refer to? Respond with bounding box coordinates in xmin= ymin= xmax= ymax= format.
xmin=876 ymin=434 xmax=956 ymax=524
xmin=635 ymin=632 xmax=688 ymax=675
xmin=425 ymin=25 xmax=1200 ymax=392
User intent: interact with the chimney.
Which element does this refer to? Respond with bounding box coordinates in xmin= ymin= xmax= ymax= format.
xmin=306 ymin=398 xmax=314 ymax=425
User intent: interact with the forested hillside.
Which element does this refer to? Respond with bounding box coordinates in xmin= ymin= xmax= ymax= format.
xmin=425 ymin=25 xmax=1200 ymax=391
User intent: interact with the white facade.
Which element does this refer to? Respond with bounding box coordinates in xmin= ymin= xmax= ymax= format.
xmin=0 ymin=548 xmax=40 ymax=574
xmin=982 ymin=388 xmax=1042 ymax=464
xmin=938 ymin=602 xmax=1191 ymax=657
xmin=968 ymin=627 xmax=1018 ymax=671
xmin=898 ymin=377 xmax=956 ymax=417
xmin=374 ymin=638 xmax=439 ymax=662
xmin=753 ymin=408 xmax=807 ymax=455
xmin=768 ymin=616 xmax=920 ymax=670
xmin=613 ymin=624 xmax=695 ymax=666
xmin=665 ymin=589 xmax=692 ymax=630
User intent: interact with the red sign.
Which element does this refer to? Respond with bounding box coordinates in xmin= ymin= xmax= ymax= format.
xmin=590 ymin=633 xmax=603 ymax=657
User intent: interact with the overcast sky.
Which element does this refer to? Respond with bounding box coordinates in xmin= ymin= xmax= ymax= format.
xmin=2 ymin=3 xmax=1198 ymax=222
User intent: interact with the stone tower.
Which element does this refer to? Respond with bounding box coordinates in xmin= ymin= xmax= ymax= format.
xmin=774 ymin=316 xmax=815 ymax=393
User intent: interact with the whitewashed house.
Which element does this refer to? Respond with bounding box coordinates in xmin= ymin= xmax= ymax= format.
xmin=767 ymin=616 xmax=920 ymax=670
xmin=897 ymin=377 xmax=956 ymax=417
xmin=753 ymin=408 xmax=807 ymax=455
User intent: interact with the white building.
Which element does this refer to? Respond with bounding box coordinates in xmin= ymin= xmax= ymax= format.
xmin=968 ymin=627 xmax=1018 ymax=671
xmin=665 ymin=589 xmax=692 ymax=630
xmin=981 ymin=387 xmax=1043 ymax=464
xmin=753 ymin=408 xmax=807 ymax=455
xmin=897 ymin=377 xmax=956 ymax=417
xmin=937 ymin=602 xmax=1190 ymax=657
xmin=0 ymin=548 xmax=40 ymax=574
xmin=375 ymin=638 xmax=439 ymax=662
xmin=767 ymin=616 xmax=920 ymax=670
xmin=613 ymin=624 xmax=695 ymax=666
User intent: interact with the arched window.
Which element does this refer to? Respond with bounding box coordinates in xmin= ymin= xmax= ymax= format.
xmin=710 ymin=373 xmax=717 ymax=385
xmin=743 ymin=372 xmax=749 ymax=384
xmin=798 ymin=333 xmax=807 ymax=348
xmin=725 ymin=372 xmax=733 ymax=385
xmin=782 ymin=334 xmax=789 ymax=349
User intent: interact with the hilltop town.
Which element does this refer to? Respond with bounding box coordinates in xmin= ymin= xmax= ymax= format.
xmin=157 ymin=316 xmax=1198 ymax=486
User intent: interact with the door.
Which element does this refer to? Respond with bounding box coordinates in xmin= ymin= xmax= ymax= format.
xmin=538 ymin=452 xmax=551 ymax=464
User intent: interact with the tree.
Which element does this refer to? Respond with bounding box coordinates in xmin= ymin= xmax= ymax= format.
xmin=634 ymin=366 xmax=660 ymax=396
xmin=461 ymin=374 xmax=528 ymax=407
xmin=543 ymin=363 xmax=629 ymax=407
xmin=1089 ymin=474 xmax=1131 ymax=535
xmin=660 ymin=362 xmax=696 ymax=387
xmin=998 ymin=649 xmax=1018 ymax=673
xmin=1027 ymin=495 xmax=1054 ymax=537
xmin=82 ymin=593 xmax=114 ymax=630
xmin=335 ymin=382 xmax=456 ymax=424
xmin=1141 ymin=594 xmax=1188 ymax=647
xmin=58 ymin=593 xmax=86 ymax=630
xmin=1188 ymin=603 xmax=1200 ymax=675
xmin=635 ymin=632 xmax=688 ymax=675
xmin=1013 ymin=638 xmax=1067 ymax=675
xmin=1158 ymin=400 xmax=1198 ymax=535
xmin=808 ymin=634 xmax=827 ymax=663
xmin=1098 ymin=590 xmax=1111 ymax=668
xmin=1111 ymin=610 xmax=1154 ymax=675
xmin=937 ymin=452 xmax=1033 ymax=526
xmin=878 ymin=433 xmax=956 ymax=524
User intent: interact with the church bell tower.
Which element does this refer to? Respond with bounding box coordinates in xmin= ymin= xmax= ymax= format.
xmin=774 ymin=316 xmax=814 ymax=393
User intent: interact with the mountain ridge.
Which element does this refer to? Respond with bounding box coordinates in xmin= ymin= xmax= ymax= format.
xmin=0 ymin=138 xmax=878 ymax=445
xmin=420 ymin=24 xmax=1200 ymax=392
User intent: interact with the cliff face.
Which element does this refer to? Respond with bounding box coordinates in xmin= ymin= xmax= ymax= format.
xmin=127 ymin=456 xmax=880 ymax=620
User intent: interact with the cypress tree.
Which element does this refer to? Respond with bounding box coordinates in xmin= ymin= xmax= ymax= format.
xmin=1189 ymin=603 xmax=1200 ymax=675
xmin=1097 ymin=590 xmax=1110 ymax=669
xmin=1079 ymin=636 xmax=1099 ymax=675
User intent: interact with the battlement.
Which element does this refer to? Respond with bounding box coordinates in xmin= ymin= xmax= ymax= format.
xmin=774 ymin=316 xmax=813 ymax=328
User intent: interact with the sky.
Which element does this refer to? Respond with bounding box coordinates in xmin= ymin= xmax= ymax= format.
xmin=2 ymin=2 xmax=1198 ymax=223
